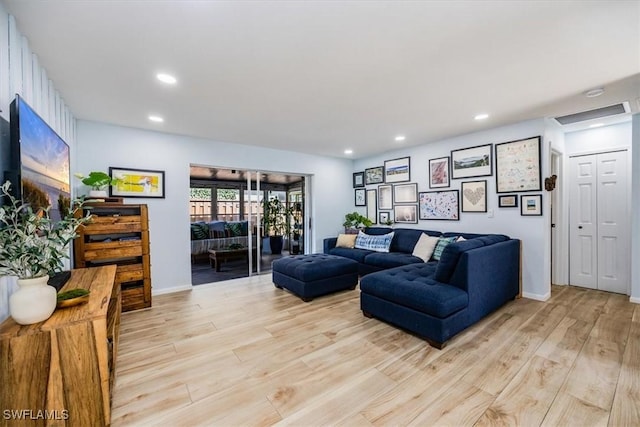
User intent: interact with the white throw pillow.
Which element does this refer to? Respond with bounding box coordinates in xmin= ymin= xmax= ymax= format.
xmin=412 ymin=234 xmax=440 ymax=262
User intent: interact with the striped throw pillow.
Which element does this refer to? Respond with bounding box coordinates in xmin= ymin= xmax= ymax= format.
xmin=432 ymin=236 xmax=458 ymax=261
xmin=354 ymin=231 xmax=394 ymax=253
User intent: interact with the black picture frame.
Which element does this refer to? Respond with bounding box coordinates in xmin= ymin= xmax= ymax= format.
xmin=498 ymin=194 xmax=518 ymax=208
xmin=461 ymin=180 xmax=487 ymax=213
xmin=384 ymin=156 xmax=411 ymax=183
xmin=354 ymin=188 xmax=366 ymax=206
xmin=418 ymin=190 xmax=460 ymax=221
xmin=109 ymin=166 xmax=165 ymax=198
xmin=378 ymin=184 xmax=393 ymax=210
xmin=520 ymin=194 xmax=543 ymax=216
xmin=353 ymin=171 xmax=365 ymax=188
xmin=450 ymin=144 xmax=492 ymax=179
xmin=394 ymin=205 xmax=418 ymax=224
xmin=495 ymin=136 xmax=542 ymax=193
xmin=429 ymin=156 xmax=450 ymax=188
xmin=393 ymin=183 xmax=418 ymax=204
xmin=366 ymin=189 xmax=378 ymax=224
xmin=365 ymin=166 xmax=384 ymax=185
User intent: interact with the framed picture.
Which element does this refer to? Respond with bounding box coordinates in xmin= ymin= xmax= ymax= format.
xmin=498 ymin=194 xmax=518 ymax=208
xmin=378 ymin=184 xmax=393 ymax=210
xmin=521 ymin=194 xmax=542 ymax=216
xmin=394 ymin=205 xmax=418 ymax=224
xmin=384 ymin=157 xmax=411 ymax=183
xmin=419 ymin=190 xmax=460 ymax=221
xmin=353 ymin=171 xmax=365 ymax=188
xmin=461 ymin=180 xmax=487 ymax=213
xmin=366 ymin=189 xmax=378 ymax=223
xmin=109 ymin=167 xmax=165 ymax=198
xmin=495 ymin=136 xmax=542 ymax=193
xmin=354 ymin=188 xmax=366 ymax=206
xmin=429 ymin=157 xmax=450 ymax=188
xmin=365 ymin=166 xmax=384 ymax=185
xmin=450 ymin=144 xmax=492 ymax=179
xmin=379 ymin=211 xmax=392 ymax=225
xmin=393 ymin=183 xmax=418 ymax=204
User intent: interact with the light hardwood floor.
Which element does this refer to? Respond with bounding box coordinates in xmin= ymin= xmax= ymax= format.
xmin=112 ymin=274 xmax=640 ymax=426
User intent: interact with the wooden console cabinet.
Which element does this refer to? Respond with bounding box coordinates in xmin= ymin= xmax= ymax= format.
xmin=0 ymin=266 xmax=119 ymax=426
xmin=74 ymin=203 xmax=151 ymax=312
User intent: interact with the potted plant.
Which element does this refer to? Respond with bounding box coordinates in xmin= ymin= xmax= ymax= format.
xmin=342 ymin=211 xmax=373 ymax=234
xmin=262 ymin=197 xmax=292 ymax=255
xmin=0 ymin=181 xmax=91 ymax=324
xmin=74 ymin=171 xmax=121 ymax=198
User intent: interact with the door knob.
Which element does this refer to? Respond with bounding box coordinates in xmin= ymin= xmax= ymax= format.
xmin=578 ymin=226 xmax=583 ymax=229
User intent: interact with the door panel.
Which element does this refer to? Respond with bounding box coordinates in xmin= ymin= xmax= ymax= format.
xmin=569 ymin=156 xmax=597 ymax=289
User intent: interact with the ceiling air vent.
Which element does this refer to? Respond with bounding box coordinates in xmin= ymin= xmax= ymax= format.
xmin=554 ymin=102 xmax=629 ymax=125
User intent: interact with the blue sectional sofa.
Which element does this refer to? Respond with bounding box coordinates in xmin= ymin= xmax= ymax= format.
xmin=323 ymin=227 xmax=520 ymax=348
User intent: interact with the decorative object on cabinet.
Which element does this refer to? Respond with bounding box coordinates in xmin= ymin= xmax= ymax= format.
xmin=429 ymin=156 xmax=450 ymax=188
xmin=364 ymin=166 xmax=384 ymax=185
xmin=353 ymin=171 xmax=365 ymax=188
xmin=366 ymin=189 xmax=377 ymax=224
xmin=0 ymin=266 xmax=119 ymax=426
xmin=451 ymin=144 xmax=492 ymax=179
xmin=520 ymin=194 xmax=543 ymax=216
xmin=545 ymin=174 xmax=558 ymax=191
xmin=378 ymin=184 xmax=392 ymax=210
xmin=342 ymin=211 xmax=373 ymax=233
xmin=419 ymin=190 xmax=460 ymax=220
xmin=75 ymin=171 xmax=122 ymax=198
xmin=109 ymin=166 xmax=165 ymax=198
xmin=393 ymin=183 xmax=418 ymax=204
xmin=384 ymin=156 xmax=411 ymax=183
xmin=354 ymin=188 xmax=366 ymax=206
xmin=461 ymin=180 xmax=487 ymax=213
xmin=498 ymin=194 xmax=518 ymax=208
xmin=495 ymin=136 xmax=542 ymax=193
xmin=394 ymin=204 xmax=418 ymax=224
xmin=74 ymin=203 xmax=151 ymax=311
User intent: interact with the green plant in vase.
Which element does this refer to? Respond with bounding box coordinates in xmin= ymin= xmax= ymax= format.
xmin=74 ymin=171 xmax=121 ymax=198
xmin=342 ymin=211 xmax=373 ymax=233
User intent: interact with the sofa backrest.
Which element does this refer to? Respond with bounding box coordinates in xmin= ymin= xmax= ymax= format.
xmin=434 ymin=234 xmax=509 ymax=283
xmin=365 ymin=227 xmax=442 ymax=254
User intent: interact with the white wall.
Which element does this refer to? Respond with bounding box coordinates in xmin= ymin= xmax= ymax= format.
xmin=0 ymin=8 xmax=77 ymax=323
xmin=632 ymin=114 xmax=640 ymax=302
xmin=75 ymin=120 xmax=353 ymax=294
xmin=354 ymin=119 xmax=552 ymax=300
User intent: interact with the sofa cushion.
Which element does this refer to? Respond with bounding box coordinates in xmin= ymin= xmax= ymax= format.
xmin=389 ymin=229 xmax=423 ymax=253
xmin=336 ymin=233 xmax=357 ymax=248
xmin=360 ymin=264 xmax=468 ymax=318
xmin=412 ymin=234 xmax=440 ymax=262
xmin=225 ymin=221 xmax=248 ymax=236
xmin=328 ymin=247 xmax=374 ymax=263
xmin=434 ymin=238 xmax=486 ymax=283
xmin=190 ymin=222 xmax=209 ymax=240
xmin=432 ymin=236 xmax=458 ymax=261
xmin=208 ymin=220 xmax=227 ymax=233
xmin=355 ymin=231 xmax=394 ymax=253
xmin=364 ymin=252 xmax=424 ymax=269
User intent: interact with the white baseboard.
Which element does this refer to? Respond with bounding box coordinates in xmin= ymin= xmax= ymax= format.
xmin=152 ymin=284 xmax=192 ymax=296
xmin=522 ymin=291 xmax=551 ymax=301
xmin=629 ymin=296 xmax=640 ymax=304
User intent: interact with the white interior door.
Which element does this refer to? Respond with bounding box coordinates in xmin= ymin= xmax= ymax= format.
xmin=569 ymin=150 xmax=629 ymax=294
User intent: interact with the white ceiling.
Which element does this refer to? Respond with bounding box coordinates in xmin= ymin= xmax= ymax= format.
xmin=3 ymin=1 xmax=639 ymax=159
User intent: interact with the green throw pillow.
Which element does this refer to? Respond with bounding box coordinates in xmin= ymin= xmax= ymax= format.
xmin=432 ymin=236 xmax=458 ymax=261
xmin=225 ymin=222 xmax=243 ymax=237
xmin=190 ymin=223 xmax=209 ymax=240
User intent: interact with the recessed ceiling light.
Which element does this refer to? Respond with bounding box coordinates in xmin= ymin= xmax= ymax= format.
xmin=395 ymin=135 xmax=406 ymax=142
xmin=344 ymin=149 xmax=353 ymax=155
xmin=589 ymin=123 xmax=604 ymax=128
xmin=474 ymin=113 xmax=489 ymax=121
xmin=148 ymin=115 xmax=164 ymax=123
xmin=156 ymin=73 xmax=177 ymax=84
xmin=585 ymin=88 xmax=604 ymax=98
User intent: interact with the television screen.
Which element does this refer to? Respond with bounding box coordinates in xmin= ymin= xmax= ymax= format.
xmin=9 ymin=95 xmax=70 ymax=221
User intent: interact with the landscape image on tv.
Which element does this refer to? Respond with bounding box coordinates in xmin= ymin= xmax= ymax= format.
xmin=17 ymin=97 xmax=70 ymax=221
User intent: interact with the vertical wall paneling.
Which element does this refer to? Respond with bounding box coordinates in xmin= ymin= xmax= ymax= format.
xmin=0 ymin=8 xmax=10 ymax=119
xmin=55 ymin=90 xmax=61 ymax=133
xmin=48 ymin=80 xmax=55 ymax=126
xmin=8 ymin=15 xmax=21 ymax=100
xmin=39 ymin=68 xmax=48 ymax=120
xmin=21 ymin=36 xmax=32 ymax=103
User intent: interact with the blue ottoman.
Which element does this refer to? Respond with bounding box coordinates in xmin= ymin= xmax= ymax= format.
xmin=272 ymin=254 xmax=359 ymax=301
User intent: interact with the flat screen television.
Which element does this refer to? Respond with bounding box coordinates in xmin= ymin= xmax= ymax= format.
xmin=7 ymin=94 xmax=70 ymax=222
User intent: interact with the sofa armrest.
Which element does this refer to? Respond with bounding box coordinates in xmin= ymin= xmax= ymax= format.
xmin=448 ymin=239 xmax=520 ymax=323
xmin=324 ymin=237 xmax=338 ymax=253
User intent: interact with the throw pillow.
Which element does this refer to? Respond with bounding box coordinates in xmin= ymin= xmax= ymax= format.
xmin=336 ymin=233 xmax=357 ymax=248
xmin=432 ymin=236 xmax=458 ymax=261
xmin=190 ymin=222 xmax=209 ymax=240
xmin=354 ymin=230 xmax=394 ymax=253
xmin=225 ymin=222 xmax=243 ymax=236
xmin=457 ymin=236 xmax=466 ymax=242
xmin=412 ymin=234 xmax=440 ymax=262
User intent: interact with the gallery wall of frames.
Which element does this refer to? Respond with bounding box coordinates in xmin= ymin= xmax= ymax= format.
xmin=352 ymin=136 xmax=543 ymax=225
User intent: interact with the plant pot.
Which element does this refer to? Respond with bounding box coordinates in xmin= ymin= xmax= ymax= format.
xmin=9 ymin=275 xmax=57 ymax=325
xmin=89 ymin=189 xmax=108 ymax=198
xmin=270 ymin=235 xmax=284 ymax=255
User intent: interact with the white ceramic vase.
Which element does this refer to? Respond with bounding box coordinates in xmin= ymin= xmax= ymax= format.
xmin=9 ymin=275 xmax=57 ymax=325
xmin=89 ymin=189 xmax=108 ymax=198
